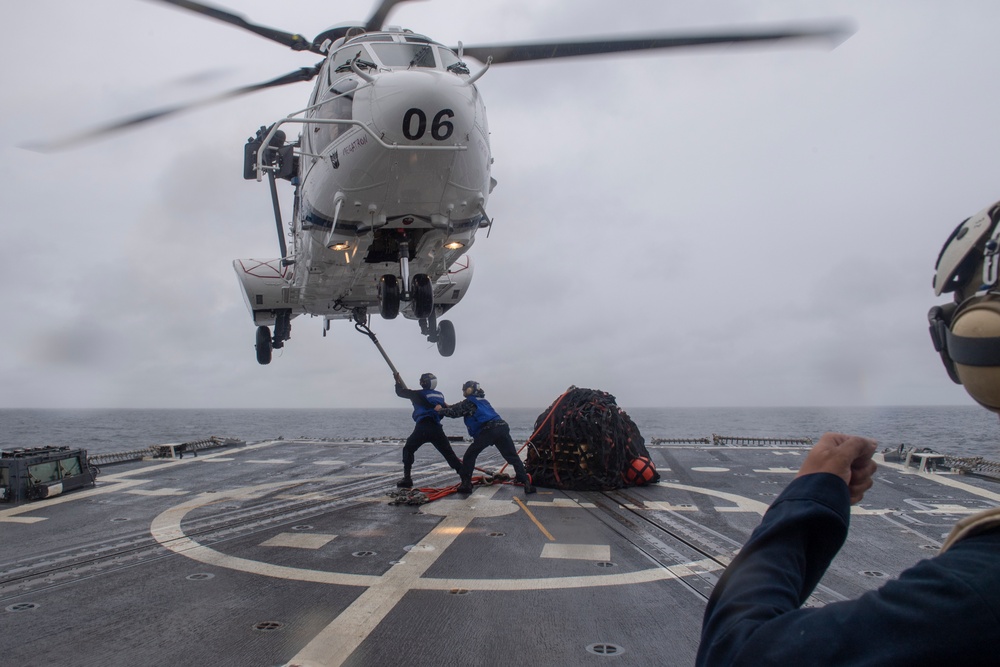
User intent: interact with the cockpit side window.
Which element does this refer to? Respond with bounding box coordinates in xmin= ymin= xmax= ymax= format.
xmin=314 ymin=80 xmax=357 ymax=148
xmin=369 ymin=43 xmax=438 ymax=69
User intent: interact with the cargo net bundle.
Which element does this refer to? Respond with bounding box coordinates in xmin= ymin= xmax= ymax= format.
xmin=525 ymin=387 xmax=659 ymax=491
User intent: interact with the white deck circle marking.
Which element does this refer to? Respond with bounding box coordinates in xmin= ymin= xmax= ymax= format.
xmin=150 ymin=477 xmax=757 ymax=591
xmin=147 ymin=475 xmax=776 ymax=667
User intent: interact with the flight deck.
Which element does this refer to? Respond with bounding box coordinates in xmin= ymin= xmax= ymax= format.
xmin=2 ymin=438 xmax=999 ymax=666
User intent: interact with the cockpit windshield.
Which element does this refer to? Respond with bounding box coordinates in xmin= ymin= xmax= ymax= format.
xmin=369 ymin=43 xmax=438 ymax=69
xmin=330 ymin=45 xmax=374 ymax=77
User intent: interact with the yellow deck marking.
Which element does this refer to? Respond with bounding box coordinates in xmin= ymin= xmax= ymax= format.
xmin=514 ymin=496 xmax=555 ymax=541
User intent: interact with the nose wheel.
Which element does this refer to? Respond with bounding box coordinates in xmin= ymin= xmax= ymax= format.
xmin=378 ymin=272 xmax=434 ymax=320
xmin=378 ymin=274 xmax=400 ymax=319
xmin=411 ymin=273 xmax=434 ymax=318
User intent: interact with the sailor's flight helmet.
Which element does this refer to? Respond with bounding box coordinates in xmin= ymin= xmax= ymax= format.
xmin=462 ymin=380 xmax=483 ymax=397
xmin=419 ymin=373 xmax=437 ymax=390
xmin=929 ymin=199 xmax=1000 ymax=411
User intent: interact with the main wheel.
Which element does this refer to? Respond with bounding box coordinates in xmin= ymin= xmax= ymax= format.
xmin=437 ymin=319 xmax=456 ymax=357
xmin=379 ymin=274 xmax=400 ymax=319
xmin=255 ymin=326 xmax=272 ymax=365
xmin=412 ymin=273 xmax=434 ymax=318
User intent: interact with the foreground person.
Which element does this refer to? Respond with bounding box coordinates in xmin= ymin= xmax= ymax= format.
xmin=393 ymin=372 xmax=463 ymax=488
xmin=436 ymin=380 xmax=535 ymax=495
xmin=697 ymin=200 xmax=1000 ymax=666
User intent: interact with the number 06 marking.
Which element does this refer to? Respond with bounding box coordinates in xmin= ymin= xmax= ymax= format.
xmin=402 ymin=108 xmax=455 ymax=141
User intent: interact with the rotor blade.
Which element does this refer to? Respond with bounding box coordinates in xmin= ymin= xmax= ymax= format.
xmin=25 ymin=67 xmax=319 ymax=152
xmin=148 ymin=0 xmax=319 ymax=53
xmin=364 ymin=0 xmax=422 ymax=32
xmin=458 ymin=22 xmax=855 ymax=65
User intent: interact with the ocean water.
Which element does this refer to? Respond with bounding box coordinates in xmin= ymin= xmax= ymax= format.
xmin=1 ymin=405 xmax=998 ymax=460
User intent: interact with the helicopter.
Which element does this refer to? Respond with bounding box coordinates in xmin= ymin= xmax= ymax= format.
xmin=42 ymin=0 xmax=851 ymax=365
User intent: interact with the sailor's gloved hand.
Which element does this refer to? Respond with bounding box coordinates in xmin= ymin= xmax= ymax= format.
xmin=796 ymin=432 xmax=878 ymax=504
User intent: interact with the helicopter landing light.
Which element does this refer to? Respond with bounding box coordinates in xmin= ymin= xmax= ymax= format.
xmin=444 ymin=241 xmax=465 ymax=250
xmin=328 ymin=241 xmax=351 ymax=251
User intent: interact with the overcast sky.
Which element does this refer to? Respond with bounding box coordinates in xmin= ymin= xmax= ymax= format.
xmin=2 ymin=0 xmax=999 ymax=410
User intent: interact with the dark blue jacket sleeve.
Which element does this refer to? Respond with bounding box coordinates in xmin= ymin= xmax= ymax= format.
xmin=697 ymin=473 xmax=1000 ymax=667
xmin=395 ymin=384 xmax=432 ymax=409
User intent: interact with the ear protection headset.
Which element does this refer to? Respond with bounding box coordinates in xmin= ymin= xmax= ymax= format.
xmin=929 ymin=201 xmax=1000 ymax=411
xmin=462 ymin=380 xmax=483 ymax=397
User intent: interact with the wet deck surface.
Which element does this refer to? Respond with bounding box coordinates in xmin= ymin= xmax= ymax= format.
xmin=3 ymin=439 xmax=1000 ymax=666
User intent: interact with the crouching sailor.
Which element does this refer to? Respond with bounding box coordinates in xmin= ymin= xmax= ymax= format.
xmin=394 ymin=372 xmax=463 ymax=488
xmin=436 ymin=380 xmax=535 ymax=495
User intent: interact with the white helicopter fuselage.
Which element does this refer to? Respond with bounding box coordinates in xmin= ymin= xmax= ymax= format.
xmin=234 ymin=29 xmax=491 ymax=358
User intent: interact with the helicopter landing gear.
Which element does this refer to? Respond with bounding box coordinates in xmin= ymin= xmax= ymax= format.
xmin=419 ymin=310 xmax=457 ymax=357
xmin=255 ymin=326 xmax=272 ymax=365
xmin=411 ymin=273 xmax=433 ymax=318
xmin=436 ymin=319 xmax=456 ymax=356
xmin=255 ymin=310 xmax=291 ymax=365
xmin=379 ymin=274 xmax=400 ymax=319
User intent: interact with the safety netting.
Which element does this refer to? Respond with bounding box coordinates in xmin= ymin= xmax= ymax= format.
xmin=525 ymin=387 xmax=659 ymax=490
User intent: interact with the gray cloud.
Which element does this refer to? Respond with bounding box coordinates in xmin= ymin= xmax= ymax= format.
xmin=2 ymin=0 xmax=999 ymax=409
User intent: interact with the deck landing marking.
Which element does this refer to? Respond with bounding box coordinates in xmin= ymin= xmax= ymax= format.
xmin=541 ymin=543 xmax=611 ymax=561
xmin=261 ymin=532 xmax=337 ymax=549
xmin=147 ymin=477 xmax=772 ymax=667
xmin=126 ymin=488 xmax=187 ymax=497
xmin=691 ymin=467 xmax=730 ymax=473
xmin=287 ymin=485 xmax=505 ymax=667
xmin=643 ymin=502 xmax=698 ymax=512
xmin=420 ymin=495 xmax=519 ymax=518
xmin=753 ymin=467 xmax=798 ymax=474
xmin=527 ymin=498 xmax=595 ymax=509
xmin=314 ymin=460 xmax=346 ymax=466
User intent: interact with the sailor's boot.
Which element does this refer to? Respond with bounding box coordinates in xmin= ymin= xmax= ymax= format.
xmin=519 ymin=473 xmax=536 ymax=495
xmin=457 ymin=476 xmax=473 ymax=494
xmin=396 ymin=475 xmax=413 ymax=488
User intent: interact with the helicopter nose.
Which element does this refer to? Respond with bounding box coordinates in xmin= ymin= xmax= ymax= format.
xmin=366 ymin=70 xmax=478 ymax=146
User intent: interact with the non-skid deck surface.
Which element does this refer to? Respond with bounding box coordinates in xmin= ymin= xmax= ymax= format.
xmin=2 ymin=439 xmax=998 ymax=666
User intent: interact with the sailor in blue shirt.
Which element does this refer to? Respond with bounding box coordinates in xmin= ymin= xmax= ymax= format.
xmin=393 ymin=372 xmax=463 ymax=488
xmin=697 ymin=199 xmax=1000 ymax=666
xmin=436 ymin=380 xmax=535 ymax=495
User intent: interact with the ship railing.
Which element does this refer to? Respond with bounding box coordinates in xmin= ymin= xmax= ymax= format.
xmin=712 ymin=435 xmax=813 ymax=446
xmin=89 ymin=437 xmax=245 ymax=467
xmin=649 ymin=437 xmax=712 ymax=445
xmin=648 ymin=435 xmax=813 ymax=446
